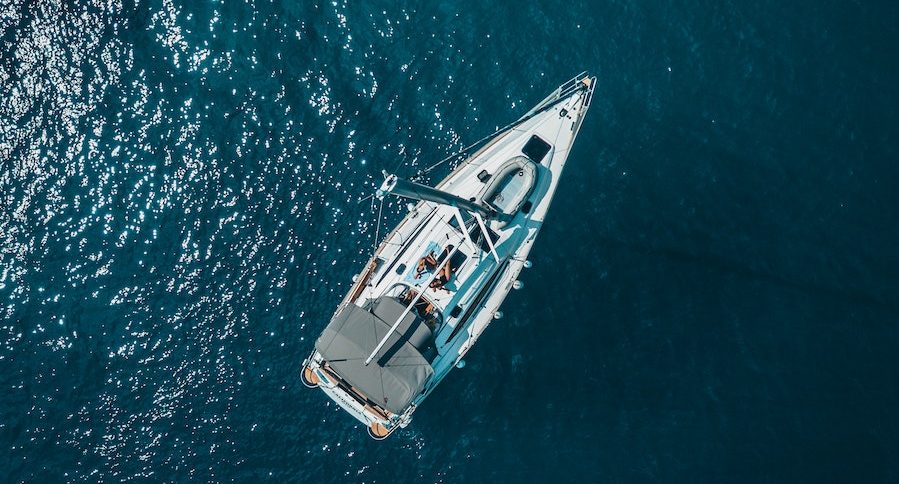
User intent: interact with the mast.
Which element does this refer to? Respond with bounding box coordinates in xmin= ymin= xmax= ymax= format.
xmin=376 ymin=173 xmax=496 ymax=219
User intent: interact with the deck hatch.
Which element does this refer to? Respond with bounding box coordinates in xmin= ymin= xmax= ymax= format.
xmin=521 ymin=201 xmax=533 ymax=214
xmin=522 ymin=135 xmax=551 ymax=163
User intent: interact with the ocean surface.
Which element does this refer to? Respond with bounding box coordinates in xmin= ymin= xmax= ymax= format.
xmin=2 ymin=0 xmax=898 ymax=481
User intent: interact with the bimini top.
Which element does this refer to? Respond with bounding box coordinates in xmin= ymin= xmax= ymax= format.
xmin=315 ymin=297 xmax=435 ymax=414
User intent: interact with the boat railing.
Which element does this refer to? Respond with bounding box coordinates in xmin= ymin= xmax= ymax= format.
xmin=346 ymin=259 xmax=379 ymax=305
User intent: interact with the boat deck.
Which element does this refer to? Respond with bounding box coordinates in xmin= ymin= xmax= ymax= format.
xmin=364 ymin=205 xmax=489 ymax=310
xmin=303 ymin=73 xmax=597 ymax=438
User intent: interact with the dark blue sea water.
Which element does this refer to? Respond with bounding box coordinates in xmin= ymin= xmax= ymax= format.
xmin=2 ymin=0 xmax=898 ymax=481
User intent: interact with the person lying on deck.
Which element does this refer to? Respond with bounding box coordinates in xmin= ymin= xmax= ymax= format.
xmin=429 ymin=257 xmax=453 ymax=291
xmin=415 ymin=245 xmax=454 ymax=277
xmin=415 ymin=252 xmax=437 ymax=277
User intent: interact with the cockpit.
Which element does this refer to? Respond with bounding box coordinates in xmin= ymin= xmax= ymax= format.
xmin=386 ymin=283 xmax=443 ymax=332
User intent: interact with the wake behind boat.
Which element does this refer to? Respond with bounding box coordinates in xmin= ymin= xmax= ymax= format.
xmin=301 ymin=73 xmax=596 ymax=439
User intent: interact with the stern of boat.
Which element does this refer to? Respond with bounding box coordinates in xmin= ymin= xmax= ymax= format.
xmin=301 ymin=352 xmax=412 ymax=440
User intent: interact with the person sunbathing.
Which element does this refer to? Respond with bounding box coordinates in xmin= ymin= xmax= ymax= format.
xmin=416 ymin=245 xmax=454 ymax=277
xmin=415 ymin=252 xmax=438 ymax=277
xmin=429 ymin=259 xmax=453 ymax=291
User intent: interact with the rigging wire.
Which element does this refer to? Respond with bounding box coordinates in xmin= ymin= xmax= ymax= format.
xmin=360 ymin=75 xmax=589 ymax=202
xmin=409 ymin=80 xmax=588 ymax=182
xmin=373 ymin=196 xmax=384 ymax=254
xmin=365 ymin=196 xmax=385 ymax=299
xmin=359 ymin=74 xmax=589 ymax=264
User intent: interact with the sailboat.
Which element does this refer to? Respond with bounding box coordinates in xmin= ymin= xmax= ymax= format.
xmin=301 ymin=72 xmax=596 ymax=439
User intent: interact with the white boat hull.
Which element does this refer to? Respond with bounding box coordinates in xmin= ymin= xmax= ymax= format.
xmin=303 ymin=73 xmax=596 ymax=438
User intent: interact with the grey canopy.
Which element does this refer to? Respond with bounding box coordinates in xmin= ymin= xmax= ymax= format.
xmin=315 ymin=297 xmax=434 ymax=414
